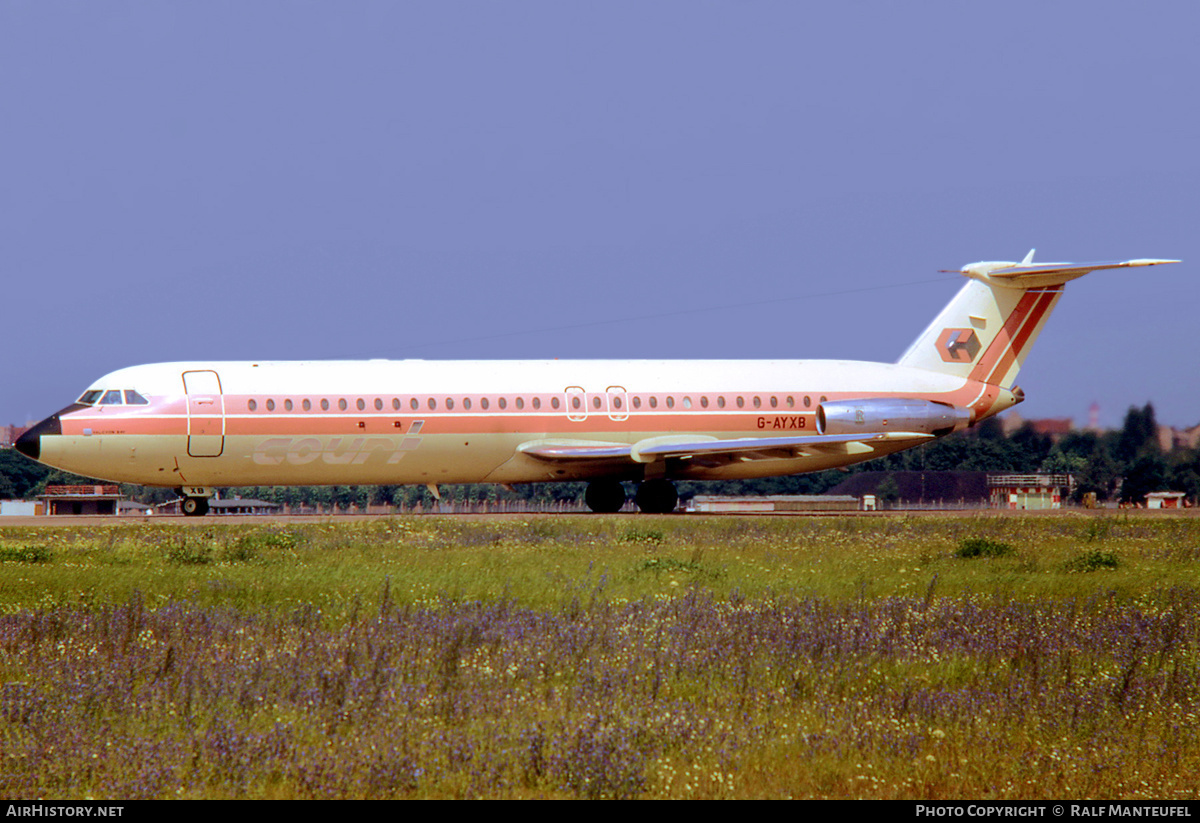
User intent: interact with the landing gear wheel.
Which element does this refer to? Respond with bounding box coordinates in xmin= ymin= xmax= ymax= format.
xmin=584 ymin=479 xmax=626 ymax=513
xmin=635 ymin=479 xmax=678 ymax=514
xmin=181 ymin=497 xmax=210 ymax=517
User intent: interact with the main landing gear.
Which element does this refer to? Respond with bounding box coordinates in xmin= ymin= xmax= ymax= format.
xmin=634 ymin=479 xmax=678 ymax=514
xmin=584 ymin=479 xmax=626 ymax=513
xmin=583 ymin=478 xmax=679 ymax=514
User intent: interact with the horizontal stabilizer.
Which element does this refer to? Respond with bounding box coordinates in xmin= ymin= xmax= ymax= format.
xmin=958 ymin=256 xmax=1179 ymax=289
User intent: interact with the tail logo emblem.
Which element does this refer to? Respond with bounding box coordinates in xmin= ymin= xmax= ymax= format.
xmin=936 ymin=328 xmax=981 ymax=363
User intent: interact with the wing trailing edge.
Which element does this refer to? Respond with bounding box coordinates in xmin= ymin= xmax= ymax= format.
xmin=518 ymin=432 xmax=933 ymax=467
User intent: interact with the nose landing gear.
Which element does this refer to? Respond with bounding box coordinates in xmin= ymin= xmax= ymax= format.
xmin=176 ymin=486 xmax=213 ymax=517
xmin=181 ymin=496 xmax=210 ymax=517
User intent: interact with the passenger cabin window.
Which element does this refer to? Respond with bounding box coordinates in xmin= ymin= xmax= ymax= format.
xmin=100 ymin=390 xmax=123 ymax=405
xmin=248 ymin=399 xmax=258 ymax=411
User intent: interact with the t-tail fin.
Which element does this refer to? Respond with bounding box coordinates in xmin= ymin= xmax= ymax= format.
xmin=898 ymin=252 xmax=1179 ymax=389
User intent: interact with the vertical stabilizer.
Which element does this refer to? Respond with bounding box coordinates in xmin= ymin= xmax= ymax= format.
xmin=898 ymin=254 xmax=1178 ymax=388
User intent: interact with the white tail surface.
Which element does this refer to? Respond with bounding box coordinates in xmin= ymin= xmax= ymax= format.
xmin=899 ymin=253 xmax=1178 ymax=388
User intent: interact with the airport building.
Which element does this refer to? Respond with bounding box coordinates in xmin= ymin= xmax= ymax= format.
xmin=987 ymin=474 xmax=1074 ymax=510
xmin=38 ymin=484 xmax=124 ymax=516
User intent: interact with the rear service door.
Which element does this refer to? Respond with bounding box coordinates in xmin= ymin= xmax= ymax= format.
xmin=183 ymin=370 xmax=225 ymax=457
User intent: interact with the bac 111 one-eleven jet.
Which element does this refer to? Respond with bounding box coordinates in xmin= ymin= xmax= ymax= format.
xmin=16 ymin=252 xmax=1178 ymax=515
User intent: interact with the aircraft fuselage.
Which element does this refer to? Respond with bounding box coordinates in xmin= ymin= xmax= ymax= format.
xmin=21 ymin=358 xmax=1008 ymax=488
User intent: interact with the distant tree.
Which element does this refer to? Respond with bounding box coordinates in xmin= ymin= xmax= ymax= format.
xmin=1120 ymin=453 xmax=1170 ymax=505
xmin=1116 ymin=403 xmax=1160 ymax=464
xmin=1164 ymin=448 xmax=1200 ymax=504
xmin=0 ymin=449 xmax=50 ymax=499
xmin=875 ymin=475 xmax=900 ymax=506
xmin=1040 ymin=449 xmax=1088 ymax=475
xmin=1010 ymin=423 xmax=1053 ymax=471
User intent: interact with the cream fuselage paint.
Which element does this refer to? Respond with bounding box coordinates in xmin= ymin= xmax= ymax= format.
xmin=35 ymin=358 xmax=1004 ymax=488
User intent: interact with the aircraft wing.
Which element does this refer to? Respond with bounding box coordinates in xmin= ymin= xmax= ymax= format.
xmin=518 ymin=432 xmax=933 ymax=468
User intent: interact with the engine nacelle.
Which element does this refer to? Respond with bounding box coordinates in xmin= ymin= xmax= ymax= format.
xmin=816 ymin=398 xmax=971 ymax=437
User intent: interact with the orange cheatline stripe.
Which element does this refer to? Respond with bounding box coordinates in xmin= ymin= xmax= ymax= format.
xmin=967 ymin=287 xmax=1061 ymax=386
xmin=983 ymin=286 xmax=1062 ymax=387
xmin=967 ymin=290 xmax=1041 ymax=383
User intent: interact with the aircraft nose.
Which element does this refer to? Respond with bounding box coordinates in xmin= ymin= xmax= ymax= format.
xmin=14 ymin=409 xmax=70 ymax=462
xmin=14 ymin=425 xmax=42 ymax=461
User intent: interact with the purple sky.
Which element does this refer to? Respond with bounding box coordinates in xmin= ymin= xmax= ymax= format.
xmin=4 ymin=3 xmax=1197 ymax=430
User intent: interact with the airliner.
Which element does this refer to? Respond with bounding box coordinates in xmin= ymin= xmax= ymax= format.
xmin=15 ymin=252 xmax=1178 ymax=515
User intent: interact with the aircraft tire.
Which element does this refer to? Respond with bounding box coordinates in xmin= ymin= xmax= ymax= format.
xmin=635 ymin=479 xmax=678 ymax=514
xmin=584 ymin=479 xmax=626 ymax=513
xmin=182 ymin=497 xmax=210 ymax=517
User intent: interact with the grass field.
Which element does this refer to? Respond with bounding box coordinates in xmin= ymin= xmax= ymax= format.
xmin=3 ymin=513 xmax=1200 ymax=799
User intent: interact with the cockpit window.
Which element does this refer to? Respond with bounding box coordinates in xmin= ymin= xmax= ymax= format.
xmin=100 ymin=390 xmax=123 ymax=405
xmin=78 ymin=390 xmax=103 ymax=405
xmin=124 ymin=390 xmax=149 ymax=405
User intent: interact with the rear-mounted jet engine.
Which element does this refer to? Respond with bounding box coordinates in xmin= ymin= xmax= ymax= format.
xmin=816 ymin=398 xmax=971 ymax=438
